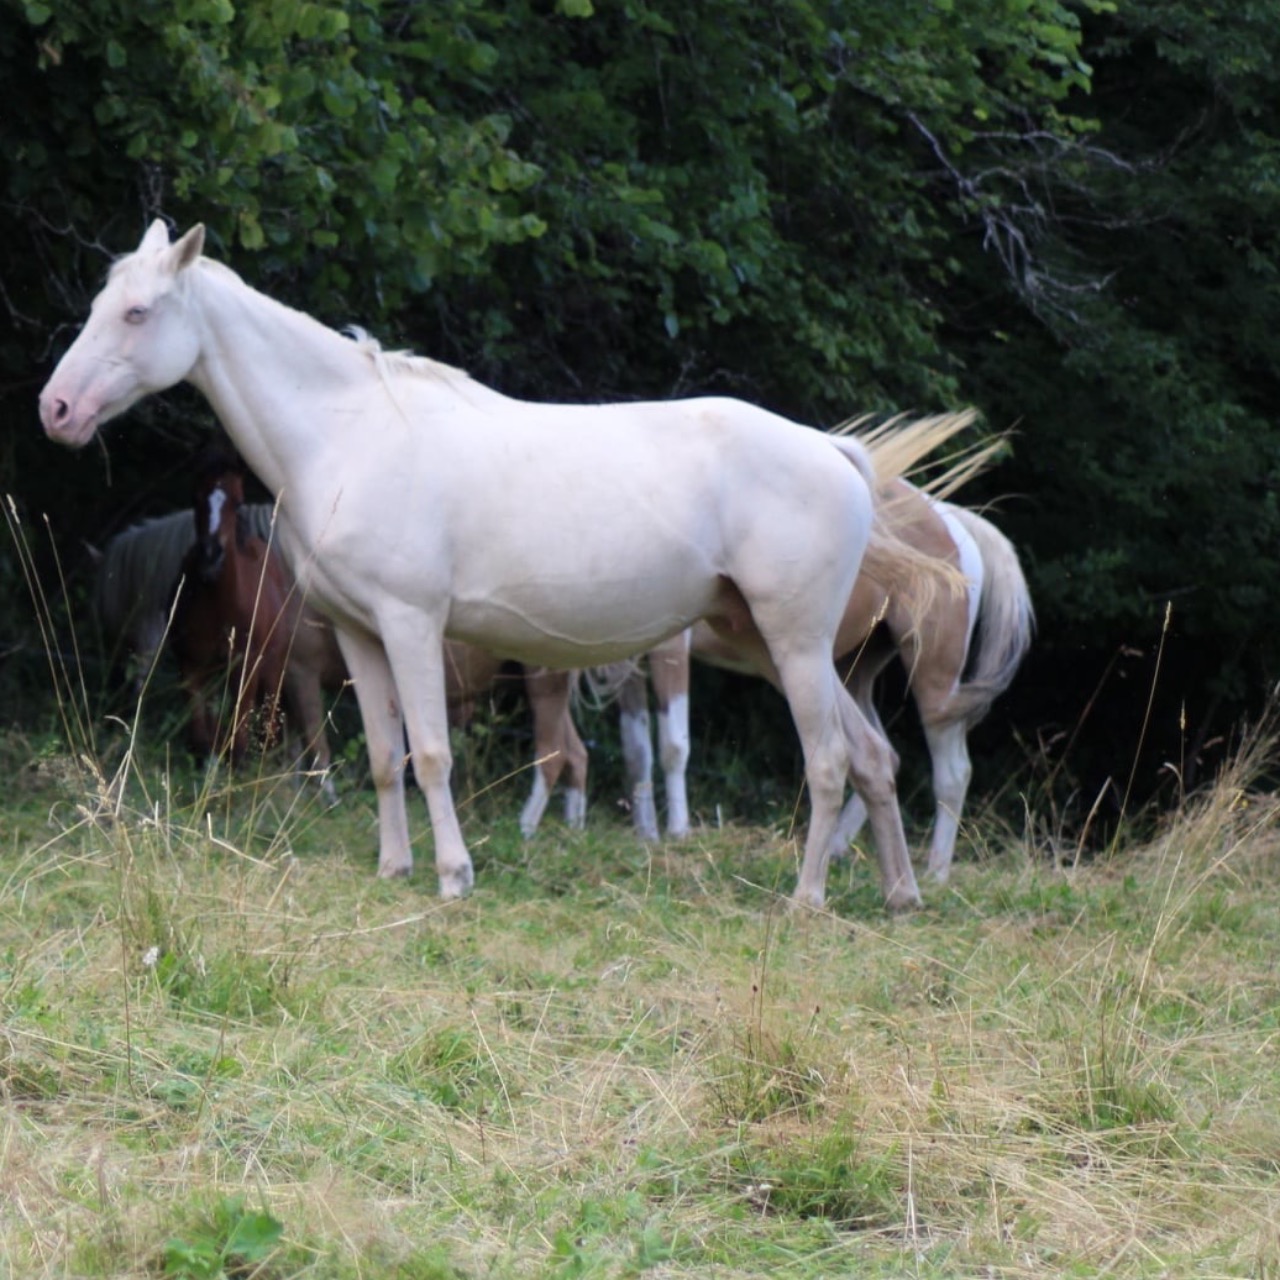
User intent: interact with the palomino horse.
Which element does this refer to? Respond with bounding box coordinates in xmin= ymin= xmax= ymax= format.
xmin=540 ymin=485 xmax=1032 ymax=886
xmin=94 ymin=490 xmax=586 ymax=822
xmin=41 ymin=219 xmax=967 ymax=912
xmin=822 ymin=492 xmax=1033 ymax=881
xmin=171 ymin=456 xmax=295 ymax=764
xmin=609 ymin=482 xmax=1031 ymax=885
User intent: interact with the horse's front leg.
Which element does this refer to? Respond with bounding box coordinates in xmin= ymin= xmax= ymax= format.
xmin=333 ymin=625 xmax=414 ymax=878
xmin=378 ymin=614 xmax=473 ymax=899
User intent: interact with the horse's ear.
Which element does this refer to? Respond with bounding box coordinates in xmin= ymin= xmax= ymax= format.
xmin=138 ymin=219 xmax=172 ymax=254
xmin=168 ymin=224 xmax=205 ymax=274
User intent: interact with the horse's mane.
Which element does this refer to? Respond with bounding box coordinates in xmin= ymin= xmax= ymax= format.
xmin=92 ymin=512 xmax=194 ymax=637
xmin=343 ymin=327 xmax=473 ymax=388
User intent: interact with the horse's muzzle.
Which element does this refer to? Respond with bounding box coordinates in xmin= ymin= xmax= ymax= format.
xmin=196 ymin=539 xmax=226 ymax=582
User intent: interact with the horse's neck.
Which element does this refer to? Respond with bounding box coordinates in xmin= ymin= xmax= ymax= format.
xmin=186 ymin=266 xmax=370 ymax=497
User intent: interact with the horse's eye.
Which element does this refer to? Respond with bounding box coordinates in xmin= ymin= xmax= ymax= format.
xmin=124 ymin=305 xmax=149 ymax=325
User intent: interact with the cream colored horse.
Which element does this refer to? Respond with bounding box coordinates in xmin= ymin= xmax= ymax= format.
xmin=40 ymin=219 xmax=963 ymax=911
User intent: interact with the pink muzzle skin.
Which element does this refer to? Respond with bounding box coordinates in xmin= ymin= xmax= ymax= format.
xmin=39 ymin=387 xmax=99 ymax=448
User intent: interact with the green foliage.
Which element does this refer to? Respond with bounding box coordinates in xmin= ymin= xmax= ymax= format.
xmin=162 ymin=1195 xmax=284 ymax=1279
xmin=732 ymin=1125 xmax=901 ymax=1229
xmin=5 ymin=0 xmax=1280 ymax=820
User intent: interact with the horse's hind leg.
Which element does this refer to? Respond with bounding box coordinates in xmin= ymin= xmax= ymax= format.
xmin=826 ymin=651 xmax=897 ymax=861
xmin=829 ymin=686 xmax=920 ymax=910
xmin=766 ymin=647 xmax=876 ymax=908
xmin=560 ymin=709 xmax=589 ymax=829
xmin=774 ymin=647 xmax=918 ymax=912
xmin=707 ymin=581 xmax=918 ymax=912
xmin=520 ymin=667 xmax=587 ymax=836
xmin=651 ymin=631 xmax=692 ymax=838
xmin=618 ymin=664 xmax=660 ymax=842
xmin=921 ymin=716 xmax=971 ymax=883
xmin=899 ymin=614 xmax=973 ymax=884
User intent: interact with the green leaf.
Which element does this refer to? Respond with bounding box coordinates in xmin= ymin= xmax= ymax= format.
xmin=224 ymin=1208 xmax=283 ymax=1261
xmin=238 ymin=213 xmax=265 ymax=250
xmin=556 ymin=0 xmax=594 ymax=15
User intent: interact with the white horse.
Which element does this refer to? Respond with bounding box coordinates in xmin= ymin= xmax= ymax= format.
xmin=40 ymin=219 xmax=962 ymax=911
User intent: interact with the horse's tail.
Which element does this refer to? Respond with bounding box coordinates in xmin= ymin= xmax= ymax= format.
xmin=572 ymin=660 xmax=643 ymax=715
xmin=827 ymin=412 xmax=980 ymax=629
xmin=940 ymin=504 xmax=1035 ymax=727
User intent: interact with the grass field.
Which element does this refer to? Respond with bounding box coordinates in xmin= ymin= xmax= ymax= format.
xmin=3 ymin=717 xmax=1280 ymax=1279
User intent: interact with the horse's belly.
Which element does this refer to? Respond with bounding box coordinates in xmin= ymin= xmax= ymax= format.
xmin=446 ymin=575 xmax=715 ymax=668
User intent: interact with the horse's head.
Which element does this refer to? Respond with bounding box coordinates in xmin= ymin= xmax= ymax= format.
xmin=190 ymin=463 xmax=246 ymax=583
xmin=39 ymin=220 xmax=207 ymax=448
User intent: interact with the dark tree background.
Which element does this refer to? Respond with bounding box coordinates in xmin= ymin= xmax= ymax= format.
xmin=3 ymin=0 xmax=1278 ymax=835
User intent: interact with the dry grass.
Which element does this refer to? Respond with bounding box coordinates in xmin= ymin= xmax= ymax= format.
xmin=3 ymin=723 xmax=1280 ymax=1278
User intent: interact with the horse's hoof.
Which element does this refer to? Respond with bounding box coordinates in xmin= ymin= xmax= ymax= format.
xmin=377 ymin=860 xmax=413 ymax=879
xmin=885 ymin=891 xmax=924 ymax=914
xmin=788 ymin=890 xmax=825 ymax=913
xmin=438 ymin=864 xmax=475 ymax=900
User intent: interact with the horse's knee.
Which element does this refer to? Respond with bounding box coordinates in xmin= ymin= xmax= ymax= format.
xmin=805 ymin=746 xmax=848 ymax=805
xmin=846 ymin=736 xmax=898 ymax=807
xmin=366 ymin=739 xmax=405 ymax=792
xmin=409 ymin=738 xmax=453 ymax=791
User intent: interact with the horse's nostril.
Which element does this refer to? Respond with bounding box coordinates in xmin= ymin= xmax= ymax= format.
xmin=53 ymin=399 xmax=69 ymax=423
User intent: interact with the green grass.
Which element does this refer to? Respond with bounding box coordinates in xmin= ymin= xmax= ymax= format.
xmin=3 ymin=722 xmax=1280 ymax=1279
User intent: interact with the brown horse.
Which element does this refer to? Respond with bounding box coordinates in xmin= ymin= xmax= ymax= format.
xmin=96 ymin=477 xmax=586 ymax=816
xmin=171 ymin=457 xmax=296 ymax=766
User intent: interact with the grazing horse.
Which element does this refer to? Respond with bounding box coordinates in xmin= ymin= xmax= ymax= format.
xmin=171 ymin=458 xmax=294 ymax=764
xmin=576 ymin=631 xmax=694 ymax=842
xmin=41 ymin=219 xmax=969 ymax=912
xmin=594 ymin=482 xmax=1031 ymax=886
xmin=822 ymin=493 xmax=1034 ymax=881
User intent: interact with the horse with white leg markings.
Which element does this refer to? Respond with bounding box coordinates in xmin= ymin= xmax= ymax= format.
xmin=680 ymin=480 xmax=1031 ymax=887
xmin=40 ymin=218 xmax=971 ymax=912
xmin=822 ymin=495 xmax=1033 ymax=882
xmin=573 ymin=629 xmax=693 ymax=842
xmin=535 ymin=431 xmax=995 ymax=848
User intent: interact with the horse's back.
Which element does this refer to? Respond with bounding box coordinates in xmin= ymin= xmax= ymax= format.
xmin=299 ymin=392 xmax=873 ymax=665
